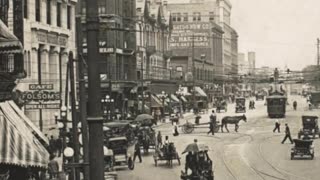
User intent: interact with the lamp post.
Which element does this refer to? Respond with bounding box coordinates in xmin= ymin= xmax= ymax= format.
xmin=138 ymin=92 xmax=150 ymax=114
xmin=101 ymin=95 xmax=114 ymax=121
xmin=159 ymin=91 xmax=167 ymax=119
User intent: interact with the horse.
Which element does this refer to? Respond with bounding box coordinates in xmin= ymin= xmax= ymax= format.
xmin=221 ymin=114 xmax=247 ymax=133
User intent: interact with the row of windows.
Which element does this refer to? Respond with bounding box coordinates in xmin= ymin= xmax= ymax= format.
xmin=24 ymin=0 xmax=72 ymax=29
xmin=171 ymin=12 xmax=215 ymax=22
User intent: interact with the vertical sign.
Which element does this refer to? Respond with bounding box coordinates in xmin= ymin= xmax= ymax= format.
xmin=13 ymin=0 xmax=24 ymax=72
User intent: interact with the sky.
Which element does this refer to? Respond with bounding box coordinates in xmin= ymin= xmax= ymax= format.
xmin=168 ymin=0 xmax=320 ymax=70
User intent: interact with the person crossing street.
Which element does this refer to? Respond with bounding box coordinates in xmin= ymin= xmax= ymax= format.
xmin=134 ymin=138 xmax=142 ymax=163
xmin=281 ymin=123 xmax=293 ymax=144
xmin=273 ymin=119 xmax=281 ymax=133
xmin=207 ymin=110 xmax=216 ymax=135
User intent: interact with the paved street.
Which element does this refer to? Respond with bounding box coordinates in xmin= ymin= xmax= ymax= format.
xmin=118 ymin=95 xmax=320 ymax=180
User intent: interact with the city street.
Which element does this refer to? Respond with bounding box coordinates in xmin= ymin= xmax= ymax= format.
xmin=118 ymin=95 xmax=320 ymax=180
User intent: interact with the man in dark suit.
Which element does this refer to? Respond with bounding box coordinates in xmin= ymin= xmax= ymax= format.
xmin=281 ymin=123 xmax=293 ymax=144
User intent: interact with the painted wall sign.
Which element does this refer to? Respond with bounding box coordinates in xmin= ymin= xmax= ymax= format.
xmin=36 ymin=31 xmax=68 ymax=46
xmin=169 ymin=22 xmax=211 ymax=49
xmin=29 ymin=84 xmax=54 ymax=90
xmin=21 ymin=91 xmax=60 ymax=101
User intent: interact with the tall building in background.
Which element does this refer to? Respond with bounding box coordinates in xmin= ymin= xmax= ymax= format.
xmin=248 ymin=51 xmax=256 ymax=75
xmin=5 ymin=0 xmax=78 ymax=133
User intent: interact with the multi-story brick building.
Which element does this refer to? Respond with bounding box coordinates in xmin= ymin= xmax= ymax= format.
xmin=78 ymin=0 xmax=137 ymax=116
xmin=165 ymin=0 xmax=224 ymax=101
xmin=2 ymin=0 xmax=78 ymax=133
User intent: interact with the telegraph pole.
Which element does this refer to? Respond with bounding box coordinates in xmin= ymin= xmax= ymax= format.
xmin=86 ymin=0 xmax=104 ymax=179
xmin=192 ymin=34 xmax=196 ymax=112
xmin=76 ymin=16 xmax=89 ymax=180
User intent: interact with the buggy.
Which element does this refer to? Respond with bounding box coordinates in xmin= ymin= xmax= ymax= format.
xmin=107 ymin=137 xmax=134 ymax=170
xmin=153 ymin=142 xmax=181 ymax=167
xmin=291 ymin=139 xmax=314 ymax=160
xmin=298 ymin=116 xmax=320 ymax=139
xmin=235 ymin=97 xmax=246 ymax=113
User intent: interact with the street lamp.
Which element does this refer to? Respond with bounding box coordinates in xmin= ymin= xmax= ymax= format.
xmin=159 ymin=91 xmax=168 ymax=118
xmin=102 ymin=95 xmax=114 ymax=121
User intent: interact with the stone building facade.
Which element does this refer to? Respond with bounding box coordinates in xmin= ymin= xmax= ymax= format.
xmin=6 ymin=0 xmax=78 ymax=132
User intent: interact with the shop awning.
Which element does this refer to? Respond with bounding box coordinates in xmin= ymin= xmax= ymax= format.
xmin=0 ymin=101 xmax=49 ymax=168
xmin=181 ymin=96 xmax=188 ymax=102
xmin=195 ymin=87 xmax=207 ymax=97
xmin=151 ymin=95 xmax=163 ymax=107
xmin=0 ymin=19 xmax=23 ymax=54
xmin=170 ymin=94 xmax=180 ymax=102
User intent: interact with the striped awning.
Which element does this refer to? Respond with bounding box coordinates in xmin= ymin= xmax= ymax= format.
xmin=0 ymin=101 xmax=49 ymax=168
xmin=151 ymin=95 xmax=163 ymax=107
xmin=181 ymin=96 xmax=188 ymax=102
xmin=195 ymin=87 xmax=207 ymax=97
xmin=170 ymin=94 xmax=180 ymax=102
xmin=0 ymin=19 xmax=23 ymax=54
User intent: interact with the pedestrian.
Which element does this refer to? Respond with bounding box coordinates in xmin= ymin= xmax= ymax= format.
xmin=185 ymin=152 xmax=193 ymax=175
xmin=56 ymin=136 xmax=62 ymax=157
xmin=164 ymin=135 xmax=169 ymax=145
xmin=157 ymin=131 xmax=162 ymax=148
xmin=273 ymin=119 xmax=281 ymax=133
xmin=133 ymin=138 xmax=142 ymax=163
xmin=173 ymin=122 xmax=179 ymax=136
xmin=293 ymin=101 xmax=297 ymax=110
xmin=207 ymin=110 xmax=216 ymax=135
xmin=49 ymin=135 xmax=56 ymax=154
xmin=281 ymin=123 xmax=293 ymax=144
xmin=47 ymin=154 xmax=59 ymax=179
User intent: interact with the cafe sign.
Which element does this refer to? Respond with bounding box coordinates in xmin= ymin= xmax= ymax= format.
xmin=21 ymin=84 xmax=60 ymax=102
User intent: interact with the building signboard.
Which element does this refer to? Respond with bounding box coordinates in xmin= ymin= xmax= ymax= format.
xmin=21 ymin=84 xmax=60 ymax=109
xmin=169 ymin=22 xmax=211 ymax=49
xmin=36 ymin=31 xmax=68 ymax=46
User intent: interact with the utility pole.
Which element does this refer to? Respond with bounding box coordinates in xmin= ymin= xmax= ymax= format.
xmin=86 ymin=0 xmax=104 ymax=179
xmin=69 ymin=52 xmax=80 ymax=180
xmin=76 ymin=16 xmax=89 ymax=180
xmin=192 ymin=34 xmax=196 ymax=112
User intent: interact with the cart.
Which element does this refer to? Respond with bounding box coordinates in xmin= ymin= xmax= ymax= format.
xmin=291 ymin=139 xmax=314 ymax=160
xmin=235 ymin=97 xmax=246 ymax=113
xmin=153 ymin=142 xmax=181 ymax=167
xmin=137 ymin=126 xmax=156 ymax=153
xmin=181 ymin=122 xmax=221 ymax=134
xmin=298 ymin=116 xmax=320 ymax=139
xmin=107 ymin=137 xmax=134 ymax=170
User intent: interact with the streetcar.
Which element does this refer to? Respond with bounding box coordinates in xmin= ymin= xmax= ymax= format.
xmin=266 ymin=92 xmax=287 ymax=118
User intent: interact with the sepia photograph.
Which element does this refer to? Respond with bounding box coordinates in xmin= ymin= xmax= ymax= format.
xmin=0 ymin=0 xmax=320 ymax=179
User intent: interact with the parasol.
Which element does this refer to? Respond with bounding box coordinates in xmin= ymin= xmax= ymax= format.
xmin=182 ymin=143 xmax=209 ymax=154
xmin=134 ymin=114 xmax=154 ymax=122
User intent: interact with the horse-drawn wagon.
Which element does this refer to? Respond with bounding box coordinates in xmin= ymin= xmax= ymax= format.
xmin=180 ymin=122 xmax=220 ymax=134
xmin=137 ymin=126 xmax=156 ymax=153
xmin=153 ymin=142 xmax=181 ymax=167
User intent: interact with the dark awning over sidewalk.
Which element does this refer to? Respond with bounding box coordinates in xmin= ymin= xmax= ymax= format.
xmin=0 ymin=19 xmax=23 ymax=54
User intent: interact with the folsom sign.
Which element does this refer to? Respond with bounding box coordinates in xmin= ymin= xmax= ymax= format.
xmin=21 ymin=84 xmax=60 ymax=102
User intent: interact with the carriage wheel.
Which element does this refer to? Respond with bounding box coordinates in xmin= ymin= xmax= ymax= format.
xmin=183 ymin=123 xmax=194 ymax=134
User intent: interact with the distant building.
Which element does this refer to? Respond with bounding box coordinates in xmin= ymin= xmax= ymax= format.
xmin=248 ymin=51 xmax=256 ymax=75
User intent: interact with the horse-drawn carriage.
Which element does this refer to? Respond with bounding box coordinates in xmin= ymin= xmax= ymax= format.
xmin=291 ymin=139 xmax=314 ymax=160
xmin=180 ymin=122 xmax=220 ymax=134
xmin=298 ymin=116 xmax=320 ymax=139
xmin=235 ymin=97 xmax=246 ymax=113
xmin=181 ymin=144 xmax=214 ymax=180
xmin=153 ymin=142 xmax=181 ymax=166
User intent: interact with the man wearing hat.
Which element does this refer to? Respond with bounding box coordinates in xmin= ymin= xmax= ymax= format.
xmin=281 ymin=123 xmax=293 ymax=144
